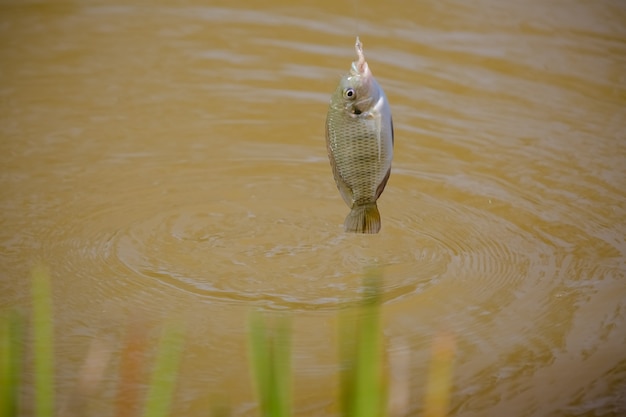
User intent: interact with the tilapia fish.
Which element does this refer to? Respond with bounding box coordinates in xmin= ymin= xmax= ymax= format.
xmin=325 ymin=37 xmax=394 ymax=234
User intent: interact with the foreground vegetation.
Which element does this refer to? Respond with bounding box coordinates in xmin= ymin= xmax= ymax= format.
xmin=0 ymin=266 xmax=455 ymax=417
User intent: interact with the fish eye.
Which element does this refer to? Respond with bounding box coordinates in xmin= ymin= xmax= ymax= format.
xmin=343 ymin=88 xmax=356 ymax=100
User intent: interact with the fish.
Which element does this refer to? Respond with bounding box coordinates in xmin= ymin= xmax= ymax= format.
xmin=325 ymin=36 xmax=394 ymax=234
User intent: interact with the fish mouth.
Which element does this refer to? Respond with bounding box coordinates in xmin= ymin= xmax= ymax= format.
xmin=356 ymin=96 xmax=374 ymax=113
xmin=345 ymin=96 xmax=373 ymax=116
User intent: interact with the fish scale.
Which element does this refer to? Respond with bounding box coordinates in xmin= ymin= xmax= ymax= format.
xmin=327 ymin=112 xmax=387 ymax=204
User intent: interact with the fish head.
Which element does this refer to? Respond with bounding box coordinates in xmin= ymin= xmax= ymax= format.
xmin=336 ymin=37 xmax=381 ymax=117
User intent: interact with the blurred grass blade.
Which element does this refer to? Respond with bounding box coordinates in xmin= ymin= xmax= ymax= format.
xmin=248 ymin=312 xmax=291 ymax=417
xmin=32 ymin=265 xmax=55 ymax=417
xmin=116 ymin=322 xmax=149 ymax=417
xmin=273 ymin=316 xmax=291 ymax=417
xmin=60 ymin=338 xmax=112 ymax=417
xmin=351 ymin=272 xmax=384 ymax=417
xmin=423 ymin=331 xmax=456 ymax=417
xmin=0 ymin=312 xmax=22 ymax=417
xmin=142 ymin=319 xmax=185 ymax=417
xmin=248 ymin=313 xmax=272 ymax=417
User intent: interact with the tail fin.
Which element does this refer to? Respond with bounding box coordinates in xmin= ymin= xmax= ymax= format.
xmin=344 ymin=203 xmax=381 ymax=234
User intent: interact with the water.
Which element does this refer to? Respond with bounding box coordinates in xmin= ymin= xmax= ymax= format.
xmin=1 ymin=0 xmax=625 ymax=415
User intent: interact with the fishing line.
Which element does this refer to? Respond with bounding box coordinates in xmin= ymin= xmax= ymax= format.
xmin=352 ymin=0 xmax=360 ymax=40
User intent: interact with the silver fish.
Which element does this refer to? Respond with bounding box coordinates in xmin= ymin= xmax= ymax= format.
xmin=325 ymin=36 xmax=394 ymax=234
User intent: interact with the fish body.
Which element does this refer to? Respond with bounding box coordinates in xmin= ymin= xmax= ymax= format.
xmin=325 ymin=37 xmax=394 ymax=234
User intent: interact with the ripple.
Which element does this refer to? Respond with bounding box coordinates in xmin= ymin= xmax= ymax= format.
xmin=382 ymin=167 xmax=562 ymax=318
xmin=40 ymin=158 xmax=556 ymax=312
xmin=108 ymin=165 xmax=452 ymax=309
xmin=34 ymin=145 xmax=563 ymax=313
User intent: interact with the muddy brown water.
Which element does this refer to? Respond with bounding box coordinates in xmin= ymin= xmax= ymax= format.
xmin=1 ymin=1 xmax=625 ymax=416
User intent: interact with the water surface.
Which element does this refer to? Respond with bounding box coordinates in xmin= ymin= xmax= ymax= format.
xmin=1 ymin=0 xmax=625 ymax=415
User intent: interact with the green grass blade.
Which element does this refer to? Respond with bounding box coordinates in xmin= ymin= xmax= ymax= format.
xmin=248 ymin=312 xmax=272 ymax=417
xmin=248 ymin=312 xmax=291 ymax=417
xmin=272 ymin=316 xmax=291 ymax=417
xmin=142 ymin=319 xmax=185 ymax=417
xmin=31 ymin=265 xmax=55 ymax=417
xmin=352 ymin=273 xmax=384 ymax=417
xmin=0 ymin=312 xmax=22 ymax=417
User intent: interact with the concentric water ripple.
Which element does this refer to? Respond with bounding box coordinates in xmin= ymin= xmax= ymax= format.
xmin=34 ymin=155 xmax=558 ymax=311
